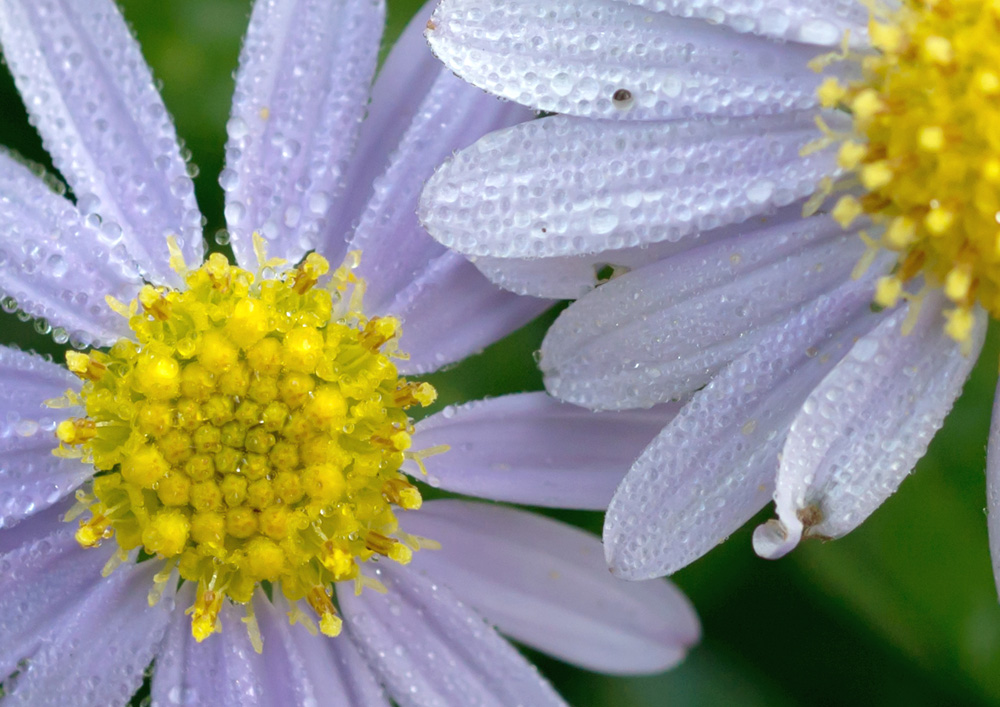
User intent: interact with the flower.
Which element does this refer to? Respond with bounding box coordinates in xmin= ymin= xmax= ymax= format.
xmin=419 ymin=0 xmax=998 ymax=581
xmin=0 ymin=0 xmax=699 ymax=704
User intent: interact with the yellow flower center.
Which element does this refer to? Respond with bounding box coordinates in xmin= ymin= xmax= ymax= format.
xmin=818 ymin=0 xmax=1000 ymax=341
xmin=52 ymin=238 xmax=438 ymax=646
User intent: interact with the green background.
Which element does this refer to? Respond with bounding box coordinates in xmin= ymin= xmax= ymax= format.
xmin=2 ymin=1 xmax=1000 ymax=704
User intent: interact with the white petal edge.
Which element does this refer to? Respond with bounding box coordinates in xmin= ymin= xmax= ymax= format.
xmin=753 ymin=294 xmax=987 ymax=559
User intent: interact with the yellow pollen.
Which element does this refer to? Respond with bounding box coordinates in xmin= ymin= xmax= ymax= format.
xmin=816 ymin=0 xmax=1000 ymax=341
xmin=55 ymin=251 xmax=437 ymax=647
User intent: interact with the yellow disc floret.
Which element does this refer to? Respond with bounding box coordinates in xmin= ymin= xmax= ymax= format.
xmin=55 ymin=248 xmax=437 ymax=645
xmin=819 ymin=0 xmax=1000 ymax=339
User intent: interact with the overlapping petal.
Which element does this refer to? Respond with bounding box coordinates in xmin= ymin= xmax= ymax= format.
xmin=427 ymin=0 xmax=823 ymax=120
xmin=754 ymin=295 xmax=986 ymax=559
xmin=540 ymin=212 xmax=864 ymax=410
xmin=420 ymin=111 xmax=836 ymax=260
xmin=0 ymin=0 xmax=203 ymax=286
xmin=604 ymin=275 xmax=889 ymax=579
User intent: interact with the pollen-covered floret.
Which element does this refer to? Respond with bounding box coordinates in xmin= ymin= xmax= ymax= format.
xmin=817 ymin=0 xmax=1000 ymax=341
xmin=55 ymin=244 xmax=437 ymax=643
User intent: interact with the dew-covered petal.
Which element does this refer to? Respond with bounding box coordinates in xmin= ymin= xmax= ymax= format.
xmin=987 ymin=378 xmax=1000 ymax=599
xmin=408 ymin=392 xmax=679 ymax=509
xmin=541 ymin=213 xmax=863 ymax=410
xmin=426 ymin=0 xmax=823 ymax=120
xmin=390 ymin=253 xmax=552 ymax=375
xmin=150 ymin=585 xmax=266 ymax=707
xmin=2 ymin=545 xmax=171 ymax=707
xmin=620 ymin=0 xmax=870 ymax=45
xmin=322 ymin=0 xmax=443 ymax=254
xmin=403 ymin=500 xmax=700 ymax=673
xmin=340 ymin=565 xmax=565 ymax=707
xmin=753 ymin=295 xmax=986 ymax=559
xmin=420 ymin=112 xmax=834 ymax=260
xmin=0 ymin=153 xmax=140 ymax=346
xmin=350 ymin=61 xmax=532 ymax=315
xmin=0 ymin=521 xmax=102 ymax=678
xmin=0 ymin=0 xmax=203 ymax=286
xmin=223 ymin=0 xmax=385 ymax=269
xmin=249 ymin=596 xmax=390 ymax=707
xmin=604 ymin=276 xmax=889 ymax=579
xmin=0 ymin=346 xmax=90 ymax=528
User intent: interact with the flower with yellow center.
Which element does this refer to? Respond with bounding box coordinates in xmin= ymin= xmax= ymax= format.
xmin=0 ymin=0 xmax=700 ymax=703
xmin=55 ymin=241 xmax=436 ymax=641
xmin=419 ymin=0 xmax=1000 ymax=586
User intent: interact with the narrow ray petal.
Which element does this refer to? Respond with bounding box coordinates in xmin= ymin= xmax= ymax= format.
xmin=224 ymin=0 xmax=385 ymax=268
xmin=541 ymin=214 xmax=864 ymax=410
xmin=420 ymin=112 xmax=835 ymax=259
xmin=340 ymin=566 xmax=565 ymax=707
xmin=427 ymin=0 xmax=823 ymax=120
xmin=604 ymin=276 xmax=888 ymax=579
xmin=0 ymin=153 xmax=139 ymax=346
xmin=0 ymin=345 xmax=91 ymax=528
xmin=391 ymin=254 xmax=552 ymax=375
xmin=3 ymin=555 xmax=170 ymax=707
xmin=754 ymin=295 xmax=986 ymax=559
xmin=620 ymin=0 xmax=870 ymax=45
xmin=409 ymin=392 xmax=679 ymax=509
xmin=404 ymin=500 xmax=700 ymax=674
xmin=0 ymin=0 xmax=203 ymax=286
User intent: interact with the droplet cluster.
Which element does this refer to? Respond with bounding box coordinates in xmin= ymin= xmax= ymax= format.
xmin=427 ymin=0 xmax=824 ymax=121
xmin=56 ymin=250 xmax=435 ymax=640
xmin=422 ymin=112 xmax=832 ymax=259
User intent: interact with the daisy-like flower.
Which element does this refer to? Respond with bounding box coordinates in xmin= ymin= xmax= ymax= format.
xmin=0 ymin=0 xmax=700 ymax=703
xmin=419 ymin=0 xmax=999 ymax=581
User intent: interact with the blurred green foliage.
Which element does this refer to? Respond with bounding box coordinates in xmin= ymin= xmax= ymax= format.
xmin=1 ymin=1 xmax=1000 ymax=704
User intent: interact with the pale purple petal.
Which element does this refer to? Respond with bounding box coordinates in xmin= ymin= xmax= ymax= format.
xmin=391 ymin=254 xmax=552 ymax=375
xmin=253 ymin=596 xmax=390 ymax=707
xmin=621 ymin=0 xmax=870 ymax=45
xmin=350 ymin=59 xmax=532 ymax=314
xmin=0 ymin=153 xmax=140 ymax=346
xmin=420 ymin=112 xmax=835 ymax=259
xmin=322 ymin=0 xmax=442 ymax=252
xmin=0 ymin=346 xmax=91 ymax=527
xmin=404 ymin=500 xmax=700 ymax=674
xmin=408 ymin=392 xmax=680 ymax=509
xmin=541 ymin=214 xmax=863 ymax=410
xmin=426 ymin=0 xmax=822 ymax=120
xmin=604 ymin=276 xmax=889 ymax=579
xmin=340 ymin=565 xmax=565 ymax=707
xmin=151 ymin=586 xmax=266 ymax=707
xmin=0 ymin=0 xmax=203 ymax=286
xmin=0 ymin=521 xmax=106 ymax=678
xmin=988 ymin=377 xmax=1000 ymax=599
xmin=3 ymin=551 xmax=171 ymax=707
xmin=468 ymin=205 xmax=808 ymax=298
xmin=223 ymin=0 xmax=385 ymax=269
xmin=754 ymin=295 xmax=986 ymax=559
xmin=0 ymin=502 xmax=64 ymax=556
